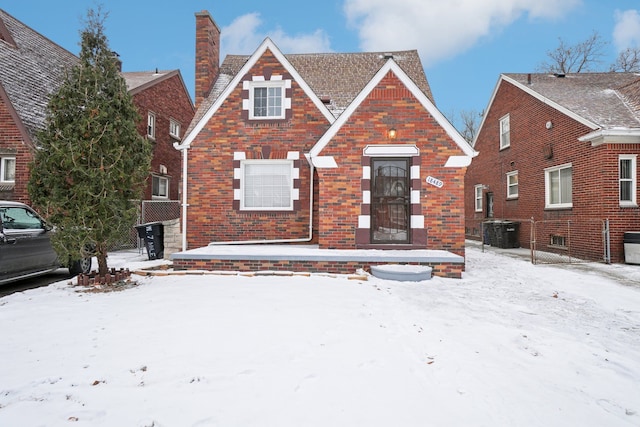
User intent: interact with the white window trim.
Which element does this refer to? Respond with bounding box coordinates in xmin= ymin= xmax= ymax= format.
xmin=0 ymin=156 xmax=16 ymax=183
xmin=169 ymin=118 xmax=181 ymax=139
xmin=544 ymin=163 xmax=572 ymax=209
xmin=240 ymin=159 xmax=294 ymax=211
xmin=248 ymin=80 xmax=287 ymax=120
xmin=474 ymin=184 xmax=483 ymax=212
xmin=147 ymin=112 xmax=156 ymax=140
xmin=499 ymin=114 xmax=510 ymax=150
xmin=619 ymin=154 xmax=637 ymax=207
xmin=152 ymin=175 xmax=169 ymax=199
xmin=506 ymin=170 xmax=518 ymax=199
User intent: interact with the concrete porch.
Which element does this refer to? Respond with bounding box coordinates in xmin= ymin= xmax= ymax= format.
xmin=170 ymin=244 xmax=465 ymax=279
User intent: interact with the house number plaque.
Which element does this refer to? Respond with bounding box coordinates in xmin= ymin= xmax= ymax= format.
xmin=426 ymin=176 xmax=444 ymax=188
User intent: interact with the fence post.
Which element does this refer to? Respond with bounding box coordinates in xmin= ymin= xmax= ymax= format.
xmin=530 ymin=217 xmax=535 ymax=264
xmin=604 ymin=219 xmax=611 ymax=264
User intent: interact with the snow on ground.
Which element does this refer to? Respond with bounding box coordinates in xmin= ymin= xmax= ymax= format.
xmin=0 ymin=245 xmax=639 ymax=426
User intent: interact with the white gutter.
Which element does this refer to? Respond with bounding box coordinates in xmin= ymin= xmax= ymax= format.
xmin=208 ymin=157 xmax=315 ymax=246
xmin=173 ymin=142 xmax=189 ymax=251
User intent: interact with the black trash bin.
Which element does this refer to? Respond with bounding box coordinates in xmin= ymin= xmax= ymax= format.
xmin=502 ymin=221 xmax=520 ymax=248
xmin=484 ymin=220 xmax=520 ymax=248
xmin=483 ymin=221 xmax=496 ymax=245
xmin=135 ymin=222 xmax=164 ymax=260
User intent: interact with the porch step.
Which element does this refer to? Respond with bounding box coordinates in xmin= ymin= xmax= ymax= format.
xmin=370 ymin=264 xmax=433 ymax=282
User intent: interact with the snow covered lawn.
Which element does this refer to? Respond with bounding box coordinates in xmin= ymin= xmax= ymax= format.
xmin=1 ymin=246 xmax=639 ymax=426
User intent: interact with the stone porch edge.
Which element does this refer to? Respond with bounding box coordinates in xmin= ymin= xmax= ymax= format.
xmin=170 ymin=245 xmax=464 ymax=264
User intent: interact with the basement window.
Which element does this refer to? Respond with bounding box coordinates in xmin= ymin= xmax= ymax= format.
xmin=549 ymin=235 xmax=567 ymax=248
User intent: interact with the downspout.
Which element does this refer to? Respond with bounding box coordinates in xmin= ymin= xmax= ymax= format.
xmin=208 ymin=155 xmax=314 ymax=245
xmin=173 ymin=142 xmax=189 ymax=251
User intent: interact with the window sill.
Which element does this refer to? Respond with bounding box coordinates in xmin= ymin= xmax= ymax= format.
xmin=544 ymin=205 xmax=573 ymax=210
xmin=620 ymin=203 xmax=638 ymax=208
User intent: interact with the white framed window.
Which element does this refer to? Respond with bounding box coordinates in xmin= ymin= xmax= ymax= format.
xmin=474 ymin=184 xmax=483 ymax=212
xmin=0 ymin=156 xmax=16 ymax=182
xmin=506 ymin=171 xmax=518 ymax=199
xmin=499 ymin=114 xmax=510 ymax=150
xmin=619 ymin=154 xmax=637 ymax=206
xmin=147 ymin=112 xmax=156 ymax=139
xmin=249 ymin=81 xmax=286 ymax=119
xmin=169 ymin=119 xmax=180 ymax=139
xmin=152 ymin=175 xmax=168 ymax=198
xmin=241 ymin=160 xmax=293 ymax=210
xmin=545 ymin=163 xmax=572 ymax=209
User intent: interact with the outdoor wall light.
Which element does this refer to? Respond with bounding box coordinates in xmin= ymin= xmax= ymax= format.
xmin=388 ymin=128 xmax=397 ymax=139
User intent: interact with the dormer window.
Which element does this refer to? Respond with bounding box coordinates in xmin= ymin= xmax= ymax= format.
xmin=250 ymin=81 xmax=285 ymax=119
xmin=243 ymin=76 xmax=291 ymax=121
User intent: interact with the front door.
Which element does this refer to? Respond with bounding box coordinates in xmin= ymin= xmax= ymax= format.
xmin=486 ymin=192 xmax=494 ymax=218
xmin=371 ymin=158 xmax=410 ymax=243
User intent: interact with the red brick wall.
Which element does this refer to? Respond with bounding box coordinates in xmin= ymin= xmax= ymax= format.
xmin=317 ymin=72 xmax=468 ymax=256
xmin=172 ymin=257 xmax=463 ymax=279
xmin=195 ymin=11 xmax=220 ymax=108
xmin=132 ymin=74 xmax=195 ymax=201
xmin=0 ymin=96 xmax=33 ymax=203
xmin=465 ymin=79 xmax=640 ymax=262
xmin=185 ymin=50 xmax=329 ymax=248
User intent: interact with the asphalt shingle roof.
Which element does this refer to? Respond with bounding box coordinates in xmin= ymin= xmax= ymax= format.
xmin=0 ymin=9 xmax=78 ymax=142
xmin=189 ymin=49 xmax=433 ymax=136
xmin=505 ymin=72 xmax=640 ymax=129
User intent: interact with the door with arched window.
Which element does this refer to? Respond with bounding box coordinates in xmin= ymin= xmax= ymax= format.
xmin=371 ymin=158 xmax=410 ymax=243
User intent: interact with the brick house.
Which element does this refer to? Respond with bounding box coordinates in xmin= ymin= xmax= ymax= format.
xmin=0 ymin=9 xmax=194 ymax=209
xmin=123 ymin=70 xmax=194 ymax=202
xmin=465 ymin=72 xmax=640 ymax=263
xmin=172 ymin=11 xmax=476 ymax=278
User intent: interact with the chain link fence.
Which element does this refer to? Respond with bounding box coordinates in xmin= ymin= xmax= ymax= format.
xmin=108 ymin=200 xmax=180 ymax=251
xmin=466 ymin=217 xmax=610 ymax=265
xmin=531 ymin=218 xmax=610 ymax=265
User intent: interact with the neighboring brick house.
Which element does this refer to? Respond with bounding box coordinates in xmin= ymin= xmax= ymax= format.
xmin=465 ymin=72 xmax=640 ymax=263
xmin=123 ymin=70 xmax=195 ymax=202
xmin=0 ymin=9 xmax=194 ymax=208
xmin=172 ymin=11 xmax=476 ymax=278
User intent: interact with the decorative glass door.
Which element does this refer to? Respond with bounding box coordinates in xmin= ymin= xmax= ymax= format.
xmin=371 ymin=158 xmax=410 ymax=243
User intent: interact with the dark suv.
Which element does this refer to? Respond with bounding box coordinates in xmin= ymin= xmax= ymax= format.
xmin=0 ymin=200 xmax=91 ymax=285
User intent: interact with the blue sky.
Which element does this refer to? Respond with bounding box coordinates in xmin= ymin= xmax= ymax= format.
xmin=2 ymin=0 xmax=640 ymax=129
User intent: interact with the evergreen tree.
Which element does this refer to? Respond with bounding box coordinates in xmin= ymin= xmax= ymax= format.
xmin=28 ymin=7 xmax=152 ymax=277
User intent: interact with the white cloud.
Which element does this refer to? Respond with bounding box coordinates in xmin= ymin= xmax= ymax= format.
xmin=221 ymin=13 xmax=332 ymax=59
xmin=343 ymin=0 xmax=582 ymax=65
xmin=613 ymin=9 xmax=640 ymax=51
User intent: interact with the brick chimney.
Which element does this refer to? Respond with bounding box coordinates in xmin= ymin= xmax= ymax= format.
xmin=195 ymin=10 xmax=221 ymax=108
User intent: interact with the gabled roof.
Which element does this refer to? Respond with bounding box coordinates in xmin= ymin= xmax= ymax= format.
xmin=123 ymin=69 xmax=194 ymax=107
xmin=477 ymin=73 xmax=640 ymax=145
xmin=310 ymin=59 xmax=476 ymax=161
xmin=182 ymin=38 xmax=434 ymax=145
xmin=0 ymin=9 xmax=78 ymax=143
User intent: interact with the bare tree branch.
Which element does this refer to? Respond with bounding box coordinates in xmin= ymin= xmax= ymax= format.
xmin=610 ymin=47 xmax=640 ymax=72
xmin=537 ymin=31 xmax=608 ymax=73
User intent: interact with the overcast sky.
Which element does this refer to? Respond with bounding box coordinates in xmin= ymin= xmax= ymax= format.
xmin=2 ymin=0 xmax=639 ymax=128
